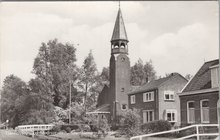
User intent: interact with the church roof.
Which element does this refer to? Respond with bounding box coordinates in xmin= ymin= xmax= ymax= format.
xmin=111 ymin=8 xmax=128 ymax=42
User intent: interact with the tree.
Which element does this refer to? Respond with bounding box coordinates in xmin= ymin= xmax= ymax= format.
xmin=185 ymin=74 xmax=193 ymax=81
xmin=1 ymin=75 xmax=56 ymax=127
xmin=131 ymin=59 xmax=157 ymax=86
xmin=1 ymin=75 xmax=29 ymax=128
xmin=32 ymin=39 xmax=79 ymax=108
xmin=78 ymin=50 xmax=98 ymax=113
xmin=100 ymin=67 xmax=109 ymax=85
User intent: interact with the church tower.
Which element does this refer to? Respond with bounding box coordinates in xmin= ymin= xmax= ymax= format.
xmin=109 ymin=7 xmax=131 ymax=122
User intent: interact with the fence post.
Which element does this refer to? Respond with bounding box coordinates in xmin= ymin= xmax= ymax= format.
xmin=139 ymin=137 xmax=142 ymax=140
xmin=196 ymin=125 xmax=199 ymax=140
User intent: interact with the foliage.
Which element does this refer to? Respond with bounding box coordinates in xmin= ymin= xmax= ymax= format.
xmin=70 ymin=102 xmax=85 ymax=124
xmin=1 ymin=75 xmax=29 ymax=128
xmin=118 ymin=109 xmax=142 ymax=137
xmin=65 ymin=127 xmax=72 ymax=133
xmin=99 ymin=67 xmax=109 ymax=85
xmin=83 ymin=114 xmax=110 ymax=133
xmin=185 ymin=74 xmax=193 ymax=81
xmin=77 ymin=50 xmax=98 ymax=113
xmin=131 ymin=59 xmax=157 ymax=86
xmin=1 ymin=75 xmax=55 ymax=128
xmin=51 ymin=125 xmax=61 ymax=133
xmin=99 ymin=115 xmax=110 ymax=132
xmin=32 ymin=39 xmax=79 ymax=108
xmin=54 ymin=106 xmax=68 ymax=123
xmin=141 ymin=120 xmax=172 ymax=134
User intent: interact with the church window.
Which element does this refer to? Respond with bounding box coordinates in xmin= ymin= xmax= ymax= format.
xmin=121 ymin=88 xmax=125 ymax=92
xmin=114 ymin=45 xmax=119 ymax=48
xmin=121 ymin=43 xmax=125 ymax=48
xmin=121 ymin=104 xmax=127 ymax=110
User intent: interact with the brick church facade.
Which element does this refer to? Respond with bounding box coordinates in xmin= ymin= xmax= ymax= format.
xmin=95 ymin=8 xmax=131 ymax=123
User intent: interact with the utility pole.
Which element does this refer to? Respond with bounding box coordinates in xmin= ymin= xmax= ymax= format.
xmin=218 ymin=0 xmax=220 ymax=136
xmin=69 ymin=81 xmax=72 ymax=124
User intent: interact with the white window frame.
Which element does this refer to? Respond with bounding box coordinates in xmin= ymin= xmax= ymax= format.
xmin=164 ymin=90 xmax=175 ymax=101
xmin=165 ymin=109 xmax=177 ymax=122
xmin=187 ymin=101 xmax=195 ymax=124
xmin=143 ymin=110 xmax=154 ymax=123
xmin=200 ymin=99 xmax=210 ymax=123
xmin=130 ymin=95 xmax=136 ymax=104
xmin=143 ymin=91 xmax=154 ymax=102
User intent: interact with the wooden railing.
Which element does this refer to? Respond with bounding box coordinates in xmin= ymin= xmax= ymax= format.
xmin=130 ymin=124 xmax=219 ymax=140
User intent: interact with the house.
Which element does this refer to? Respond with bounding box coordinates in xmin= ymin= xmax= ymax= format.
xmin=179 ymin=59 xmax=219 ymax=126
xmin=128 ymin=73 xmax=188 ymax=126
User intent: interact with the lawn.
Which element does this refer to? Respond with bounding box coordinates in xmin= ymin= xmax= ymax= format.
xmin=50 ymin=132 xmax=128 ymax=140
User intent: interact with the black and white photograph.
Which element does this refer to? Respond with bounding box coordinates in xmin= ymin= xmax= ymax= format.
xmin=0 ymin=1 xmax=219 ymax=140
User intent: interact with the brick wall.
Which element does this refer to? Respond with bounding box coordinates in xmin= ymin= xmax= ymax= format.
xmin=128 ymin=89 xmax=159 ymax=122
xmin=180 ymin=91 xmax=219 ymax=126
xmin=158 ymin=75 xmax=188 ymax=126
xmin=109 ymin=54 xmax=130 ymax=119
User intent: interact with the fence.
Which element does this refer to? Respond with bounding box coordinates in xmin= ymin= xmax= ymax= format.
xmin=130 ymin=124 xmax=219 ymax=140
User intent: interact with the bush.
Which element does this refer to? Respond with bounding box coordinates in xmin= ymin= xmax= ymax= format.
xmin=141 ymin=120 xmax=172 ymax=134
xmin=51 ymin=125 xmax=61 ymax=133
xmin=65 ymin=127 xmax=71 ymax=133
xmin=84 ymin=114 xmax=110 ymax=133
xmin=80 ymin=124 xmax=91 ymax=132
xmin=98 ymin=115 xmax=110 ymax=132
xmin=59 ymin=124 xmax=79 ymax=132
xmin=118 ymin=109 xmax=142 ymax=137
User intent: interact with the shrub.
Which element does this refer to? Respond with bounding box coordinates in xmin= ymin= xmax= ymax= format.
xmin=80 ymin=124 xmax=91 ymax=132
xmin=98 ymin=115 xmax=110 ymax=132
xmin=65 ymin=127 xmax=71 ymax=133
xmin=60 ymin=124 xmax=79 ymax=132
xmin=51 ymin=125 xmax=61 ymax=133
xmin=141 ymin=120 xmax=172 ymax=134
xmin=84 ymin=114 xmax=110 ymax=133
xmin=118 ymin=109 xmax=142 ymax=137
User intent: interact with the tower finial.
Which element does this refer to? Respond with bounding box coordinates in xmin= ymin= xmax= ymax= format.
xmin=119 ymin=0 xmax=120 ymax=9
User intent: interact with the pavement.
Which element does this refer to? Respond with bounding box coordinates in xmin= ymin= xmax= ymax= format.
xmin=0 ymin=129 xmax=35 ymax=140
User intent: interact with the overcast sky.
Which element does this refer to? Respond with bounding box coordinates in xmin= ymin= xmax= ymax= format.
xmin=0 ymin=1 xmax=219 ymax=88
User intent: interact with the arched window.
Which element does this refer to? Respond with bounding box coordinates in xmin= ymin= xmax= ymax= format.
xmin=114 ymin=44 xmax=119 ymax=48
xmin=120 ymin=43 xmax=125 ymax=49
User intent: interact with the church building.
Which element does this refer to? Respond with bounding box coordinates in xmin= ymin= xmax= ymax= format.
xmin=95 ymin=7 xmax=131 ymax=123
xmin=93 ymin=7 xmax=187 ymax=127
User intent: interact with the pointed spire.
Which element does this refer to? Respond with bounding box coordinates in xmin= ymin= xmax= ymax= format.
xmin=111 ymin=8 xmax=128 ymax=42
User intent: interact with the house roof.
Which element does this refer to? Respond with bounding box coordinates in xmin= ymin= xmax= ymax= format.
xmin=128 ymin=73 xmax=184 ymax=95
xmin=111 ymin=8 xmax=128 ymax=42
xmin=182 ymin=59 xmax=219 ymax=93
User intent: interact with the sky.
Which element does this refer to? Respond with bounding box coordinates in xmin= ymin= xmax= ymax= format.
xmin=0 ymin=1 xmax=219 ymax=88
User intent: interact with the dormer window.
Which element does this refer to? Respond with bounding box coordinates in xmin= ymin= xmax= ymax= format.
xmin=210 ymin=65 xmax=219 ymax=88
